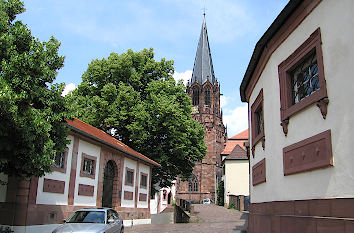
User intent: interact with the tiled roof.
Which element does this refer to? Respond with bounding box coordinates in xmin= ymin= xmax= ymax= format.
xmin=66 ymin=118 xmax=160 ymax=167
xmin=221 ymin=129 xmax=249 ymax=155
xmin=221 ymin=140 xmax=245 ymax=154
xmin=225 ymin=145 xmax=248 ymax=160
xmin=229 ymin=129 xmax=249 ymax=140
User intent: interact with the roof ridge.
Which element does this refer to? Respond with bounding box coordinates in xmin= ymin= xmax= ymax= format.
xmin=67 ymin=118 xmax=160 ymax=166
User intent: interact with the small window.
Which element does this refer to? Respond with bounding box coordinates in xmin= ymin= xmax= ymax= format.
xmin=193 ymin=182 xmax=198 ymax=192
xmin=204 ymin=86 xmax=211 ymax=106
xmin=140 ymin=173 xmax=147 ymax=189
xmin=188 ymin=176 xmax=198 ymax=192
xmin=51 ymin=150 xmax=67 ymax=173
xmin=255 ymin=106 xmax=263 ymax=136
xmin=125 ymin=168 xmax=134 ymax=186
xmin=222 ymin=165 xmax=225 ymax=175
xmin=53 ymin=152 xmax=64 ymax=169
xmin=291 ymin=50 xmax=319 ymax=104
xmin=83 ymin=159 xmax=94 ymax=175
xmin=80 ymin=153 xmax=96 ymax=179
xmin=278 ymin=28 xmax=328 ymax=135
xmin=251 ymin=89 xmax=265 ymax=153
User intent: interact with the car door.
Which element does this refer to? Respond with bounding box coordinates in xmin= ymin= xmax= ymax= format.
xmin=111 ymin=209 xmax=123 ymax=232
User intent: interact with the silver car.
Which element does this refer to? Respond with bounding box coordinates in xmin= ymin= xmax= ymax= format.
xmin=52 ymin=208 xmax=124 ymax=233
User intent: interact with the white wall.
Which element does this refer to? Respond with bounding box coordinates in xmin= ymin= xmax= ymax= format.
xmin=0 ymin=173 xmax=8 ymax=202
xmin=225 ymin=160 xmax=249 ymax=196
xmin=74 ymin=139 xmax=100 ymax=206
xmin=121 ymin=157 xmax=137 ymax=208
xmin=150 ymin=192 xmax=159 ymax=214
xmin=249 ymin=0 xmax=354 ymax=203
xmin=36 ymin=136 xmax=74 ymax=205
xmin=137 ymin=163 xmax=150 ymax=208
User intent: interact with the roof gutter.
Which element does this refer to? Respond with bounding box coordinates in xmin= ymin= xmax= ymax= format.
xmin=67 ymin=124 xmax=161 ymax=167
xmin=240 ymin=0 xmax=303 ymax=102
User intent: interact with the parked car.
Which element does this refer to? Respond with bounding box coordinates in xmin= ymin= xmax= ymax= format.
xmin=52 ymin=207 xmax=124 ymax=233
xmin=203 ymin=198 xmax=211 ymax=204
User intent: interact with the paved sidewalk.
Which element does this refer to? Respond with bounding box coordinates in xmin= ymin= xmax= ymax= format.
xmin=125 ymin=204 xmax=248 ymax=233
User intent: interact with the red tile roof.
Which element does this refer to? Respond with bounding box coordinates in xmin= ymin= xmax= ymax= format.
xmin=221 ymin=129 xmax=249 ymax=155
xmin=229 ymin=129 xmax=249 ymax=140
xmin=221 ymin=140 xmax=245 ymax=154
xmin=66 ymin=118 xmax=160 ymax=167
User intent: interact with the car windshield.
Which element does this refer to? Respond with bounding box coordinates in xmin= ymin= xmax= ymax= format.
xmin=67 ymin=211 xmax=105 ymax=223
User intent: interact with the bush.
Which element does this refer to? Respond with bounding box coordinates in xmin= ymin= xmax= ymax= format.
xmin=216 ymin=180 xmax=224 ymax=206
xmin=228 ymin=203 xmax=235 ymax=209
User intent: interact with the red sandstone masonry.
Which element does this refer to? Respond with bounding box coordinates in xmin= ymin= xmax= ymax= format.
xmin=249 ymin=199 xmax=354 ymax=233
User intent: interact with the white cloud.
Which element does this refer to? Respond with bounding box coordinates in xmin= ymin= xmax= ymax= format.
xmin=173 ymin=70 xmax=192 ymax=85
xmin=62 ymin=83 xmax=76 ymax=96
xmin=220 ymin=95 xmax=229 ymax=108
xmin=223 ymin=103 xmax=248 ymax=137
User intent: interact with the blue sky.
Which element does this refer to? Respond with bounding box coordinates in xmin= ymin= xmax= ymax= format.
xmin=18 ymin=0 xmax=288 ymax=137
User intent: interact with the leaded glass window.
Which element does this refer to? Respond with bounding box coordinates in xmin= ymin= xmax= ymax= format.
xmin=291 ymin=51 xmax=319 ymax=104
xmin=53 ymin=152 xmax=64 ymax=169
xmin=83 ymin=159 xmax=94 ymax=175
xmin=255 ymin=106 xmax=263 ymax=136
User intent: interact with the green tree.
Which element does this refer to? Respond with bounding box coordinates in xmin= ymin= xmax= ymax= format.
xmin=66 ymin=49 xmax=206 ymax=188
xmin=0 ymin=0 xmax=70 ymax=178
xmin=217 ymin=180 xmax=224 ymax=206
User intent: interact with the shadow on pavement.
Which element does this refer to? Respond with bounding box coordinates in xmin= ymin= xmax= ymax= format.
xmin=233 ymin=212 xmax=248 ymax=232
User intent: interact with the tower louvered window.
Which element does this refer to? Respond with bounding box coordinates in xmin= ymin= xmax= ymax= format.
xmin=205 ymin=86 xmax=211 ymax=106
xmin=192 ymin=88 xmax=199 ymax=106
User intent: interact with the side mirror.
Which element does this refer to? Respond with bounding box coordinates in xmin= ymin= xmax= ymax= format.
xmin=108 ymin=218 xmax=115 ymax=224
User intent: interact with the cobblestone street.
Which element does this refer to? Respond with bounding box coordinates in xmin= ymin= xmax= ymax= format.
xmin=125 ymin=204 xmax=248 ymax=233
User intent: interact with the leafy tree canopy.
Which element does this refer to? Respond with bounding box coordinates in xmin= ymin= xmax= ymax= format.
xmin=0 ymin=0 xmax=70 ymax=178
xmin=67 ymin=48 xmax=206 ymax=188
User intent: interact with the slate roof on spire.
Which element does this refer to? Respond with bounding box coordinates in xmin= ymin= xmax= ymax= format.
xmin=191 ymin=15 xmax=215 ymax=85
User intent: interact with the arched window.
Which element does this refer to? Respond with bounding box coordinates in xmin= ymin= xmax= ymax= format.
xmin=188 ymin=175 xmax=198 ymax=192
xmin=205 ymin=86 xmax=211 ymax=106
xmin=192 ymin=87 xmax=199 ymax=106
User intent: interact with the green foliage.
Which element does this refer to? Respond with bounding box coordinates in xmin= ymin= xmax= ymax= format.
xmin=66 ymin=48 xmax=206 ymax=188
xmin=217 ymin=180 xmax=224 ymax=206
xmin=0 ymin=0 xmax=70 ymax=178
xmin=228 ymin=203 xmax=235 ymax=209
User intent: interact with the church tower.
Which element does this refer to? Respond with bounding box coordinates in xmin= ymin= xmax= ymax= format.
xmin=176 ymin=15 xmax=227 ymax=203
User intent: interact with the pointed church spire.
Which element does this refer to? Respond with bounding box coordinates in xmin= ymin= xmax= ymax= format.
xmin=191 ymin=15 xmax=215 ymax=85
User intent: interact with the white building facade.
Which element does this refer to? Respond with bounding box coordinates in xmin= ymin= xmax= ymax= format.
xmin=0 ymin=118 xmax=159 ymax=233
xmin=240 ymin=0 xmax=354 ymax=232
